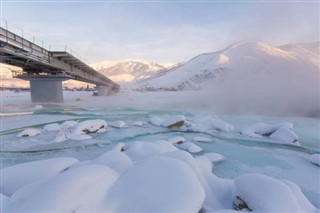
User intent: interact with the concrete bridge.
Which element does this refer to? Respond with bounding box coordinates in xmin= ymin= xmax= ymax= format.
xmin=0 ymin=27 xmax=119 ymax=103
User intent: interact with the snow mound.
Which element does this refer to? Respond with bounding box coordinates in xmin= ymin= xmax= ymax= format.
xmin=92 ymin=149 xmax=133 ymax=174
xmin=43 ymin=123 xmax=60 ymax=131
xmin=234 ymin=173 xmax=316 ymax=212
xmin=16 ymin=128 xmax=41 ymax=137
xmin=10 ymin=165 xmax=118 ymax=212
xmin=72 ymin=119 xmax=107 ymax=135
xmin=203 ymin=153 xmax=226 ymax=163
xmin=309 ymin=154 xmax=320 ymax=166
xmin=269 ymin=127 xmax=299 ymax=144
xmin=178 ymin=142 xmax=203 ymax=153
xmin=132 ymin=121 xmax=144 ymax=127
xmin=61 ymin=120 xmax=78 ymax=128
xmin=0 ymin=157 xmax=79 ymax=196
xmin=109 ymin=120 xmax=127 ymax=128
xmin=168 ymin=136 xmax=185 ymax=144
xmin=34 ymin=105 xmax=43 ymax=110
xmin=102 ymin=156 xmax=205 ymax=212
xmin=196 ymin=117 xmax=234 ymax=133
xmin=162 ymin=115 xmax=186 ymax=128
xmin=240 ymin=122 xmax=299 ymax=144
xmin=148 ymin=116 xmax=165 ymax=126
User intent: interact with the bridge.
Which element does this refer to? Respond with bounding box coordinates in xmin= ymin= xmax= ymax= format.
xmin=0 ymin=27 xmax=119 ymax=103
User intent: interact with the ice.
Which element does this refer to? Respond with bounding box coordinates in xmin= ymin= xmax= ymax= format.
xmin=1 ymin=92 xmax=319 ymax=211
xmin=43 ymin=123 xmax=60 ymax=131
xmin=109 ymin=120 xmax=127 ymax=128
xmin=16 ymin=128 xmax=41 ymax=137
xmin=193 ymin=136 xmax=214 ymax=142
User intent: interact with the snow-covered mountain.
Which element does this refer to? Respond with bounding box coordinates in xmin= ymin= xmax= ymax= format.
xmin=136 ymin=41 xmax=319 ymax=116
xmin=138 ymin=41 xmax=319 ymax=90
xmin=91 ymin=60 xmax=173 ymax=83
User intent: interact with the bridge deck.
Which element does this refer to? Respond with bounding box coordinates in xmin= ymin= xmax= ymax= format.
xmin=0 ymin=27 xmax=119 ymax=90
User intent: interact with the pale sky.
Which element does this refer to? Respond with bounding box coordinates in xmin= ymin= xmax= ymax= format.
xmin=1 ymin=0 xmax=319 ymax=64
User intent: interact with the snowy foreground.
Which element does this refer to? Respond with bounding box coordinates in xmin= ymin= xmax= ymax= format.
xmin=1 ymin=91 xmax=320 ymax=212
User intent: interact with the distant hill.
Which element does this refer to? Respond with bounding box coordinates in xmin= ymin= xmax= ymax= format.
xmin=91 ymin=59 xmax=173 ymax=83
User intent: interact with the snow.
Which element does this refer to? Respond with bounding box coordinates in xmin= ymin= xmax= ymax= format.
xmin=16 ymin=128 xmax=41 ymax=137
xmin=102 ymin=156 xmax=205 ymax=212
xmin=109 ymin=120 xmax=126 ymax=128
xmin=162 ymin=115 xmax=186 ymax=128
xmin=43 ymin=123 xmax=60 ymax=131
xmin=193 ymin=136 xmax=213 ymax=142
xmin=239 ymin=122 xmax=300 ymax=145
xmin=0 ymin=157 xmax=79 ymax=196
xmin=132 ymin=121 xmax=144 ymax=126
xmin=1 ymin=41 xmax=319 ymax=213
xmin=269 ymin=126 xmax=299 ymax=144
xmin=203 ymin=152 xmax=226 ymax=163
xmin=148 ymin=116 xmax=165 ymax=126
xmin=167 ymin=136 xmax=185 ymax=144
xmin=178 ymin=142 xmax=203 ymax=153
xmin=234 ymin=173 xmax=317 ymax=212
xmin=309 ymin=154 xmax=320 ymax=166
xmin=34 ymin=105 xmax=43 ymax=110
xmin=72 ymin=119 xmax=107 ymax=135
xmin=9 ymin=165 xmax=118 ymax=212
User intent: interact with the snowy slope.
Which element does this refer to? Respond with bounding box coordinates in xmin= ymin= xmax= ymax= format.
xmin=139 ymin=41 xmax=319 ymax=90
xmin=91 ymin=60 xmax=173 ymax=83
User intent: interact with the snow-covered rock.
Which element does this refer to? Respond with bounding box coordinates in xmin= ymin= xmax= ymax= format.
xmin=43 ymin=123 xmax=60 ymax=131
xmin=132 ymin=121 xmax=144 ymax=127
xmin=61 ymin=120 xmax=78 ymax=128
xmin=0 ymin=157 xmax=79 ymax=196
xmin=234 ymin=173 xmax=316 ymax=212
xmin=162 ymin=115 xmax=186 ymax=128
xmin=239 ymin=122 xmax=299 ymax=144
xmin=109 ymin=120 xmax=126 ymax=128
xmin=206 ymin=118 xmax=235 ymax=132
xmin=148 ymin=116 xmax=165 ymax=126
xmin=124 ymin=141 xmax=178 ymax=162
xmin=72 ymin=119 xmax=107 ymax=135
xmin=92 ymin=149 xmax=132 ymax=174
xmin=16 ymin=128 xmax=41 ymax=137
xmin=34 ymin=105 xmax=43 ymax=110
xmin=203 ymin=153 xmax=226 ymax=163
xmin=9 ymin=165 xmax=119 ymax=212
xmin=269 ymin=127 xmax=299 ymax=144
xmin=102 ymin=156 xmax=206 ymax=212
xmin=167 ymin=136 xmax=185 ymax=144
xmin=309 ymin=154 xmax=320 ymax=166
xmin=178 ymin=142 xmax=203 ymax=153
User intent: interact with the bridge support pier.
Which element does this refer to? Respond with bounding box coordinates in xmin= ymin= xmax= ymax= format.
xmin=30 ymin=79 xmax=64 ymax=103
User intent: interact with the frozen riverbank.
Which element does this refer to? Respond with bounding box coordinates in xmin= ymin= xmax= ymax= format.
xmin=1 ymin=90 xmax=319 ymax=212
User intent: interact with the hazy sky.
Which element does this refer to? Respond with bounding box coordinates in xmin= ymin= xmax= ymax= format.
xmin=1 ymin=0 xmax=319 ymax=64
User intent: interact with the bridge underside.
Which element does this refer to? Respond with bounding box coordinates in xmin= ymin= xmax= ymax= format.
xmin=0 ymin=27 xmax=120 ymax=103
